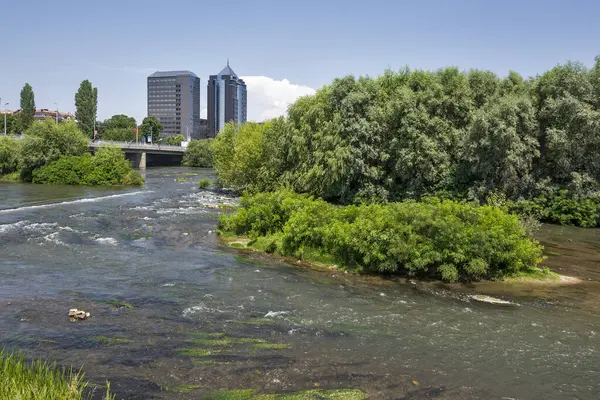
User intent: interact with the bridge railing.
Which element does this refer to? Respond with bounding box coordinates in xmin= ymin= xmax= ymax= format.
xmin=89 ymin=140 xmax=185 ymax=152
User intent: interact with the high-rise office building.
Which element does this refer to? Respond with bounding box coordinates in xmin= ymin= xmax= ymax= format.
xmin=207 ymin=61 xmax=247 ymax=137
xmin=147 ymin=71 xmax=201 ymax=138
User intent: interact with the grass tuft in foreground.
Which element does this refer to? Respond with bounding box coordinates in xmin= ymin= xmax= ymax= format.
xmin=0 ymin=348 xmax=114 ymax=400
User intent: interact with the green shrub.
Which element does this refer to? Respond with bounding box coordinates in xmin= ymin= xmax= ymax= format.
xmin=0 ymin=135 xmax=21 ymax=175
xmin=508 ymin=191 xmax=600 ymax=227
xmin=32 ymin=146 xmax=143 ymax=186
xmin=219 ymin=190 xmax=544 ymax=282
xmin=0 ymin=348 xmax=115 ymax=399
xmin=19 ymin=120 xmax=88 ymax=182
xmin=198 ymin=179 xmax=212 ymax=189
xmin=183 ymin=139 xmax=213 ymax=167
xmin=164 ymin=135 xmax=185 ymax=146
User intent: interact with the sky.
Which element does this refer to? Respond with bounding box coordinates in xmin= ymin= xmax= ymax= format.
xmin=1 ymin=0 xmax=599 ymax=123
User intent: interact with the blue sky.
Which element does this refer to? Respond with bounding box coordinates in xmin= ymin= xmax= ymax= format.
xmin=1 ymin=0 xmax=598 ymax=122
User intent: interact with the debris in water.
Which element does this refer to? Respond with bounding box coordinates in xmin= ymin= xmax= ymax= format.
xmin=469 ymin=295 xmax=518 ymax=306
xmin=68 ymin=309 xmax=90 ymax=321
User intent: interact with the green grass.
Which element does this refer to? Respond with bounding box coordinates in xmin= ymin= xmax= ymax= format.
xmin=162 ymin=384 xmax=201 ymax=393
xmin=175 ymin=177 xmax=190 ymax=183
xmin=204 ymin=388 xmax=368 ymax=400
xmin=198 ymin=178 xmax=213 ymax=189
xmin=502 ymin=267 xmax=561 ymax=282
xmin=0 ymin=348 xmax=115 ymax=400
xmin=188 ymin=332 xmax=226 ymax=339
xmin=249 ymin=343 xmax=289 ymax=350
xmin=188 ymin=338 xmax=265 ymax=347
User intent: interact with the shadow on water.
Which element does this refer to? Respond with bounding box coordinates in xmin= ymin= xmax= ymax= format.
xmin=1 ymin=167 xmax=600 ymax=399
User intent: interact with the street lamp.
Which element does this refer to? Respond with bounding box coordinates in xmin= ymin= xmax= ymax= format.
xmin=3 ymin=102 xmax=8 ymax=135
xmin=54 ymin=102 xmax=59 ymax=126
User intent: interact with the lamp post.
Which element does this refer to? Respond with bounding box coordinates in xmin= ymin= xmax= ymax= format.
xmin=54 ymin=102 xmax=59 ymax=126
xmin=3 ymin=102 xmax=8 ymax=135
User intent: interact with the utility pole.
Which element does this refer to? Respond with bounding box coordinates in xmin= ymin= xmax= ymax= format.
xmin=54 ymin=103 xmax=59 ymax=126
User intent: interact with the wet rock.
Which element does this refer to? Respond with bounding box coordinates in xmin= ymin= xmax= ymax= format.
xmin=68 ymin=308 xmax=90 ymax=321
xmin=469 ymin=295 xmax=518 ymax=306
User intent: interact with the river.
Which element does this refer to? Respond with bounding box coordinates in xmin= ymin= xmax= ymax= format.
xmin=1 ymin=167 xmax=599 ymax=400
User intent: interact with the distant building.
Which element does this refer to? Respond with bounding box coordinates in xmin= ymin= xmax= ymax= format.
xmin=147 ymin=71 xmax=201 ymax=138
xmin=7 ymin=108 xmax=74 ymax=122
xmin=207 ymin=61 xmax=247 ymax=137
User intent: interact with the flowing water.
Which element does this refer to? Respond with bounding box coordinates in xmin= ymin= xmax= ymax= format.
xmin=1 ymin=167 xmax=599 ymax=400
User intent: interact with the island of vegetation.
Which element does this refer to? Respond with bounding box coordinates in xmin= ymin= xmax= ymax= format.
xmin=213 ymin=57 xmax=600 ymax=281
xmin=0 ymin=120 xmax=143 ymax=186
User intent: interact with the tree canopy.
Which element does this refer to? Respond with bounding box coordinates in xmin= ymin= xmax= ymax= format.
xmin=139 ymin=116 xmax=162 ymax=142
xmin=74 ymin=80 xmax=98 ymax=137
xmin=18 ymin=83 xmax=35 ymax=132
xmin=212 ymin=57 xmax=600 ymax=208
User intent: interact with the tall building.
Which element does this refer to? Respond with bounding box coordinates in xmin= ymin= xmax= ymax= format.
xmin=207 ymin=61 xmax=247 ymax=137
xmin=147 ymin=71 xmax=201 ymax=138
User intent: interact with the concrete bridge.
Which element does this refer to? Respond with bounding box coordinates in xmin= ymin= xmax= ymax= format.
xmin=90 ymin=140 xmax=185 ymax=169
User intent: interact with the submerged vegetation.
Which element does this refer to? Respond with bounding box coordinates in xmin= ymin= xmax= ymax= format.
xmin=212 ymin=57 xmax=600 ymax=228
xmin=219 ymin=190 xmax=545 ymax=282
xmin=0 ymin=120 xmax=143 ymax=186
xmin=203 ymin=388 xmax=368 ymax=400
xmin=0 ymin=349 xmax=114 ymax=400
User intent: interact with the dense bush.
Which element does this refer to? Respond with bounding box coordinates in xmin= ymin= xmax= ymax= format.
xmin=219 ymin=190 xmax=544 ymax=282
xmin=164 ymin=135 xmax=185 ymax=146
xmin=0 ymin=135 xmax=21 ymax=175
xmin=32 ymin=146 xmax=143 ymax=186
xmin=508 ymin=192 xmax=600 ymax=228
xmin=212 ymin=58 xmax=600 ymax=225
xmin=19 ymin=119 xmax=88 ymax=181
xmin=183 ymin=139 xmax=214 ymax=167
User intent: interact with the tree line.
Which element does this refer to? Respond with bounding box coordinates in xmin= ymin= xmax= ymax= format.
xmin=4 ymin=81 xmax=163 ymax=143
xmin=212 ymin=57 xmax=600 ymax=226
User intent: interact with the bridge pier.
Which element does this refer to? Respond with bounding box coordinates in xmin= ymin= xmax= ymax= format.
xmin=139 ymin=152 xmax=146 ymax=169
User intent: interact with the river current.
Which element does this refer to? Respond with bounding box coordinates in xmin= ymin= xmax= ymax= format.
xmin=1 ymin=167 xmax=599 ymax=400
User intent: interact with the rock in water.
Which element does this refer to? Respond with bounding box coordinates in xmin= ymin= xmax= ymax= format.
xmin=469 ymin=295 xmax=518 ymax=306
xmin=68 ymin=308 xmax=90 ymax=321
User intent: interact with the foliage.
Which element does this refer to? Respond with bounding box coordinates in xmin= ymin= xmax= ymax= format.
xmin=19 ymin=120 xmax=89 ymax=182
xmin=74 ymin=80 xmax=98 ymax=137
xmin=183 ymin=139 xmax=214 ymax=167
xmin=101 ymin=127 xmax=136 ymax=142
xmin=198 ymin=178 xmax=212 ymax=189
xmin=0 ymin=135 xmax=21 ymax=174
xmin=139 ymin=116 xmax=162 ymax=142
xmin=211 ymin=58 xmax=600 ymax=227
xmin=0 ymin=348 xmax=115 ymax=400
xmin=164 ymin=134 xmax=185 ymax=146
xmin=1 ymin=112 xmax=18 ymax=134
xmin=219 ymin=190 xmax=544 ymax=282
xmin=212 ymin=122 xmax=273 ymax=190
xmin=18 ymin=83 xmax=35 ymax=132
xmin=99 ymin=114 xmax=136 ymax=140
xmin=508 ymin=191 xmax=600 ymax=228
xmin=32 ymin=146 xmax=143 ymax=186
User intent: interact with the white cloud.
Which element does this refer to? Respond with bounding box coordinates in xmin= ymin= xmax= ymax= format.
xmin=241 ymin=76 xmax=316 ymax=122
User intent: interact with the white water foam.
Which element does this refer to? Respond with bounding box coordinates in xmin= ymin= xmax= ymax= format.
xmin=95 ymin=237 xmax=118 ymax=246
xmin=43 ymin=232 xmax=67 ymax=246
xmin=0 ymin=220 xmax=29 ymax=234
xmin=265 ymin=311 xmax=290 ymax=318
xmin=0 ymin=191 xmax=152 ymax=214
